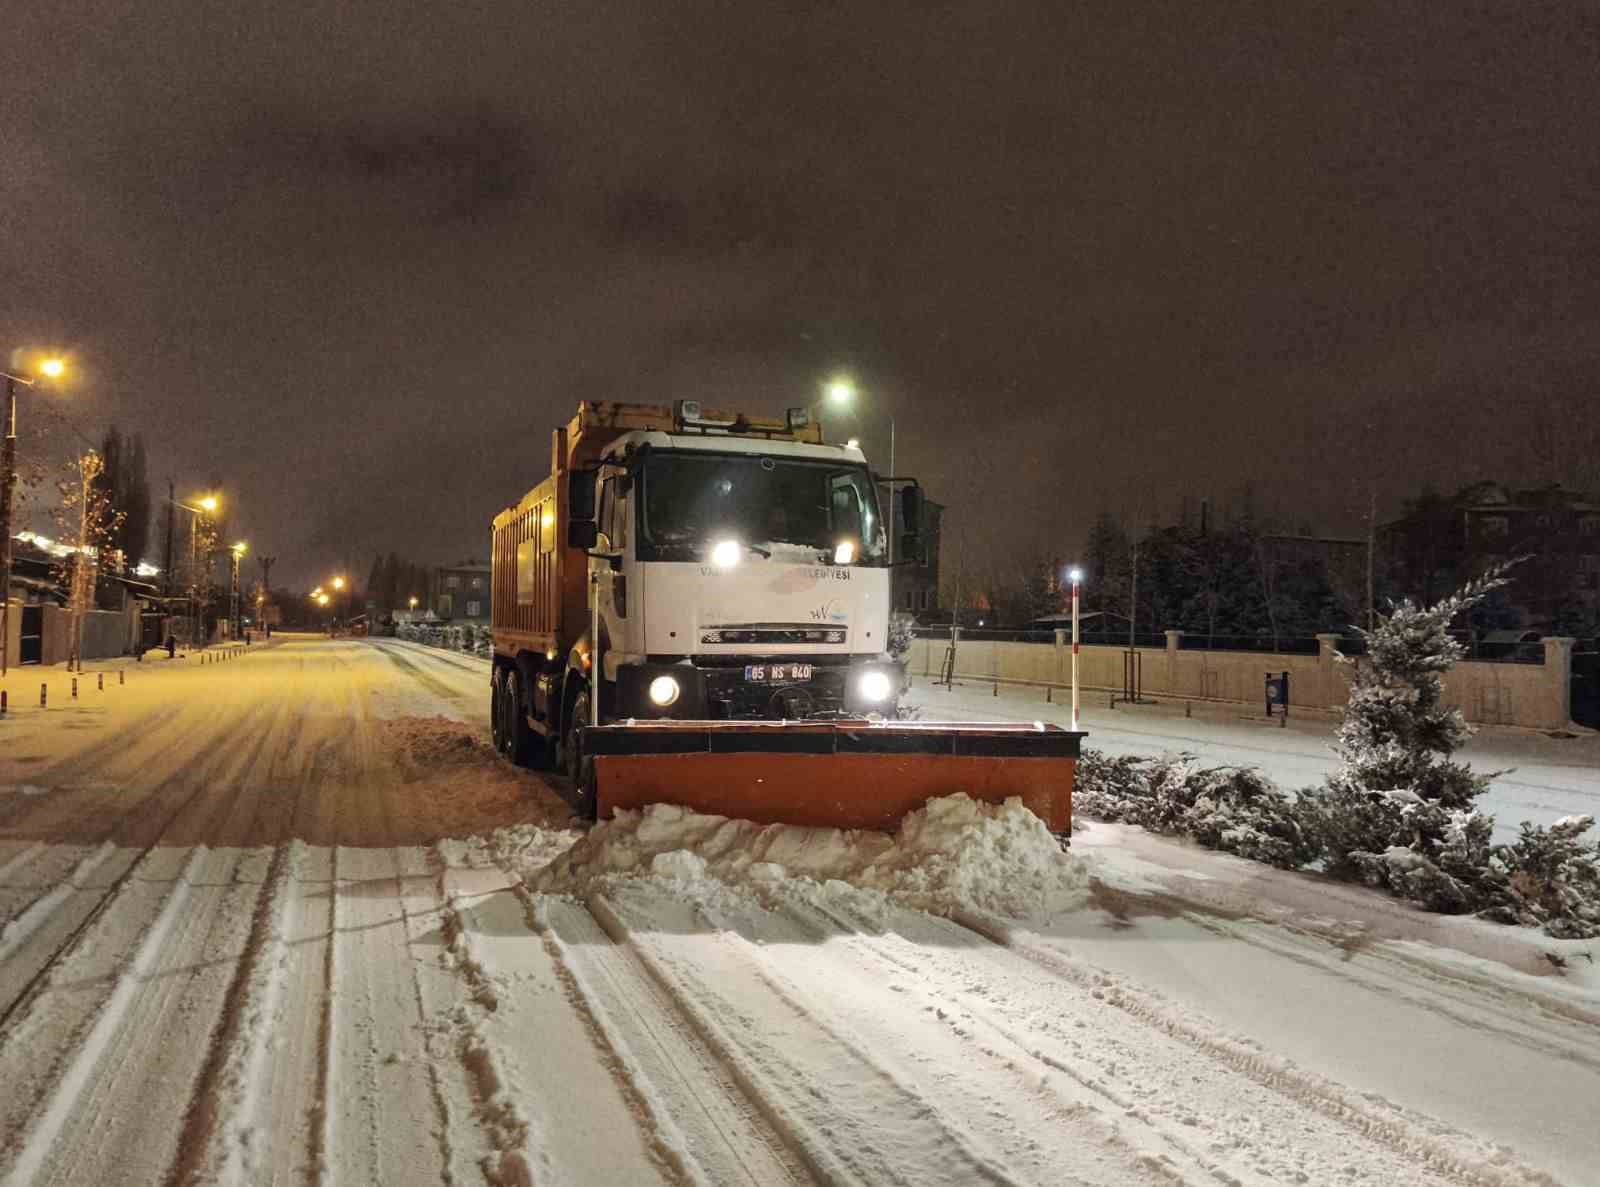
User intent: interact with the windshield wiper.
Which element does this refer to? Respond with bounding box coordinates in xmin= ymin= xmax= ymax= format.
xmin=745 ymin=543 xmax=772 ymax=558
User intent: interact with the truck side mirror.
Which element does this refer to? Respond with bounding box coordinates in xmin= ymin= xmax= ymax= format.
xmin=568 ymin=519 xmax=598 ymax=550
xmin=568 ymin=468 xmax=597 ymax=520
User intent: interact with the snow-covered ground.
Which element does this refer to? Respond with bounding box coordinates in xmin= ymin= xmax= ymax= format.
xmin=1 ymin=637 xmax=1597 ymax=1185
xmin=907 ymin=677 xmax=1600 ymax=844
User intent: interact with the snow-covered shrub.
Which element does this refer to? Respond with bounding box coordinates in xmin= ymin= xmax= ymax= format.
xmin=1075 ymin=749 xmax=1316 ymax=869
xmin=887 ymin=611 xmax=917 ymax=663
xmin=1073 ymin=750 xmax=1150 ymax=821
xmin=1478 ymin=816 xmax=1600 ymax=938
xmin=1300 ymin=567 xmax=1510 ymax=905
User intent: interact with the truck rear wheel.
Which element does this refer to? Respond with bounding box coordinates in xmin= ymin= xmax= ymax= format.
xmin=490 ymin=669 xmax=508 ymax=754
xmin=508 ymin=671 xmax=547 ymax=768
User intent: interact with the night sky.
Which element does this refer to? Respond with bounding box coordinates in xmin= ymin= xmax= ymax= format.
xmin=4 ymin=2 xmax=1597 ymax=588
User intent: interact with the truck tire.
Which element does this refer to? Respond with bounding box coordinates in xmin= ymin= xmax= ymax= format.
xmin=509 ymin=671 xmax=546 ymax=769
xmin=490 ymin=669 xmax=508 ymax=754
xmin=564 ymin=685 xmax=597 ymax=818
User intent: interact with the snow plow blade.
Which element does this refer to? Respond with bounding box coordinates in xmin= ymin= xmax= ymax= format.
xmin=587 ymin=720 xmax=1083 ymax=833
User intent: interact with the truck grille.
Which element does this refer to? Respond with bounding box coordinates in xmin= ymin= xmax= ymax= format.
xmin=701 ymin=625 xmax=847 ymax=645
xmin=701 ymin=664 xmax=849 ymax=719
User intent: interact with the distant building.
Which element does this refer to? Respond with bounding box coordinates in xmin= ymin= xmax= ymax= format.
xmin=432 ymin=561 xmax=491 ymax=623
xmin=887 ymin=494 xmax=943 ymax=616
xmin=1380 ymin=482 xmax=1600 ymax=629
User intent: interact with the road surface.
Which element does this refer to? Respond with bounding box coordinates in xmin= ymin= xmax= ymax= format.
xmin=0 ymin=636 xmax=1595 ymax=1186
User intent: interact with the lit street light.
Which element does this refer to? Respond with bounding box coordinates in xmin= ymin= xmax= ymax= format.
xmin=229 ymin=542 xmax=248 ymax=638
xmin=166 ymin=491 xmax=221 ymax=648
xmin=1067 ymin=565 xmax=1084 ymax=730
xmin=2 ymin=353 xmax=68 ymax=675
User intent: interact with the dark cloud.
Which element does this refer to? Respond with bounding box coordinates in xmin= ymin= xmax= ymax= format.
xmin=1 ymin=1 xmax=1597 ymax=585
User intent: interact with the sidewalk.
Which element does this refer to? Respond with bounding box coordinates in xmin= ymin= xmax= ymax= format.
xmin=906 ymin=676 xmax=1600 ymax=843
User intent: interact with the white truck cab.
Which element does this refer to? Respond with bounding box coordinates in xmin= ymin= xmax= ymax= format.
xmin=582 ymin=415 xmax=911 ymax=721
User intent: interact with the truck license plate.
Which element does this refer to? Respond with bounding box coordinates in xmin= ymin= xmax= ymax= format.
xmin=744 ymin=663 xmax=812 ymax=682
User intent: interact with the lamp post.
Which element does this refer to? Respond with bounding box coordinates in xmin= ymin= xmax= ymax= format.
xmin=1067 ymin=566 xmax=1083 ymax=730
xmin=168 ymin=493 xmax=219 ymax=648
xmin=1 ymin=355 xmax=66 ymax=675
xmin=229 ymin=542 xmax=247 ymax=639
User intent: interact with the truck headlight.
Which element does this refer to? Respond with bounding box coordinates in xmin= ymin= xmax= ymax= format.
xmin=711 ymin=539 xmax=741 ymax=568
xmin=648 ymin=675 xmax=681 ymax=707
xmin=833 ymin=540 xmax=855 ymax=565
xmin=858 ymin=670 xmax=892 ymax=703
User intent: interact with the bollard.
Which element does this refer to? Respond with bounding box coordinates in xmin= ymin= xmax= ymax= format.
xmin=1046 ymin=685 xmax=1053 ymax=703
xmin=41 ymin=684 xmax=48 ymax=707
xmin=1280 ymin=714 xmax=1287 ymax=729
xmin=72 ymin=677 xmax=78 ymax=699
xmin=992 ymin=679 xmax=998 ymax=697
xmin=119 ymin=671 xmax=125 ymax=686
xmin=1186 ymin=701 xmax=1192 ymax=718
xmin=2 ymin=689 xmax=7 ymax=716
xmin=98 ymin=672 xmax=104 ymax=691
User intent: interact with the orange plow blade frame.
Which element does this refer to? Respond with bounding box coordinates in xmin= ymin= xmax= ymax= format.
xmin=588 ymin=720 xmax=1083 ymax=832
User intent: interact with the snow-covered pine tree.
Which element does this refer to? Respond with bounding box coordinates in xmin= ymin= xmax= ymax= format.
xmin=1302 ymin=565 xmax=1513 ymax=910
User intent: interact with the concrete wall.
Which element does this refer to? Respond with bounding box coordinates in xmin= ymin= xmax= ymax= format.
xmin=1 ymin=599 xmax=18 ymax=669
xmin=80 ymin=609 xmax=131 ymax=660
xmin=907 ymin=631 xmax=1577 ymax=731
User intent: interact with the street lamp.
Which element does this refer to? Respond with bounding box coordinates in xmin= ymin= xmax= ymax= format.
xmin=168 ymin=492 xmax=220 ymax=648
xmin=1067 ymin=565 xmax=1084 ymax=730
xmin=2 ymin=354 xmax=68 ymax=675
xmin=229 ymin=542 xmax=247 ymax=639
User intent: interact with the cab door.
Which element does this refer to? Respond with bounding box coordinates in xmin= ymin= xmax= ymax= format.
xmin=593 ymin=469 xmax=634 ymax=677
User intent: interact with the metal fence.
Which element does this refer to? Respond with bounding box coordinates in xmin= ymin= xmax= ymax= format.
xmin=1178 ymin=634 xmax=1323 ymax=656
xmin=911 ymin=626 xmax=1544 ymax=664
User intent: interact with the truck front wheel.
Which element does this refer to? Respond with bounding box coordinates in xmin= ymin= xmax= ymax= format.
xmin=564 ymin=685 xmax=597 ymax=818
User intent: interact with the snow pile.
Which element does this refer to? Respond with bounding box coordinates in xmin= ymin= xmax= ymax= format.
xmin=525 ymin=794 xmax=1090 ymax=919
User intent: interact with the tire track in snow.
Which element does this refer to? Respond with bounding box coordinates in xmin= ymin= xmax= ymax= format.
xmin=518 ymin=887 xmax=807 ymax=1187
xmin=696 ymin=889 xmax=1204 ymax=1187
xmin=434 ymin=867 xmax=551 ymax=1187
xmin=0 ymin=690 xmax=277 ymax=1038
xmin=0 ymin=844 xmax=205 ymax=1187
xmin=784 ymin=890 xmax=1364 ymax=1187
xmin=0 ymin=682 xmax=294 ymax=1185
xmin=0 ymin=692 xmax=266 ymax=1021
xmin=944 ymin=910 xmax=1553 ymax=1187
xmin=314 ymin=682 xmax=455 ymax=1186
xmin=590 ymin=887 xmax=1025 ymax=1187
xmin=0 ymin=842 xmax=115 ymax=965
xmin=1170 ymin=905 xmax=1600 ymax=1066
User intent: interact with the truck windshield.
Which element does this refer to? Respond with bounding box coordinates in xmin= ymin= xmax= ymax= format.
xmin=638 ymin=451 xmax=885 ymax=563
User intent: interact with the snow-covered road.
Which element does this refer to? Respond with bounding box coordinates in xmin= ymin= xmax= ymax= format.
xmin=1 ymin=637 xmax=1596 ymax=1186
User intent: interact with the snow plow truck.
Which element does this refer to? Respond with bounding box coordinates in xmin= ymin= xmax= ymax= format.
xmin=489 ymin=400 xmax=1082 ymax=832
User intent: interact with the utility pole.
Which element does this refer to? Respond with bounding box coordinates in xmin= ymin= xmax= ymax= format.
xmin=1 ymin=375 xmax=18 ymax=675
xmin=1365 ymin=490 xmax=1377 ymax=632
xmin=1127 ymin=532 xmax=1140 ymax=651
xmin=256 ymin=555 xmax=275 ymax=632
xmin=164 ymin=479 xmax=176 ymax=596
